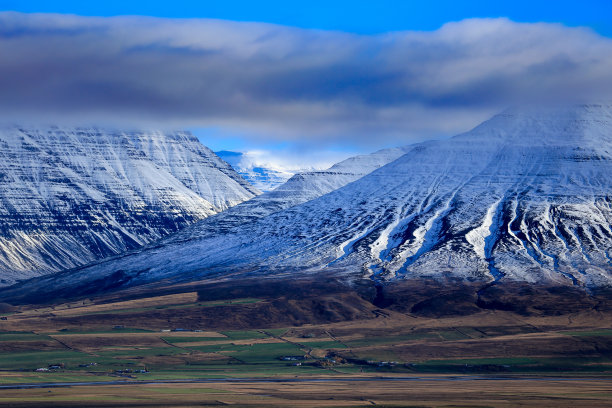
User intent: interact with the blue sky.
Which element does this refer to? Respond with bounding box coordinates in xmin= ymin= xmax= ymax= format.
xmin=2 ymin=0 xmax=611 ymax=36
xmin=1 ymin=2 xmax=612 ymax=169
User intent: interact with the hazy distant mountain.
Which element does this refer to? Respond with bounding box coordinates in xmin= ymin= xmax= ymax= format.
xmin=0 ymin=126 xmax=259 ymax=285
xmin=3 ymin=105 xmax=612 ymax=301
xmin=215 ymin=150 xmax=295 ymax=192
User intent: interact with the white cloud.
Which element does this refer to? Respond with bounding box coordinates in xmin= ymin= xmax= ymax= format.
xmin=241 ymin=149 xmax=354 ymax=172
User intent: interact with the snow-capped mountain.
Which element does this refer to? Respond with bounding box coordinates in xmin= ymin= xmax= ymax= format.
xmin=215 ymin=151 xmax=295 ymax=192
xmin=0 ymin=126 xmax=259 ymax=285
xmin=219 ymin=104 xmax=611 ymax=288
xmin=3 ymin=105 xmax=612 ymax=300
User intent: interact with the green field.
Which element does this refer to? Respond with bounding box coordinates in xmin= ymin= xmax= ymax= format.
xmin=0 ymin=349 xmax=107 ymax=370
xmin=0 ymin=332 xmax=49 ymax=341
xmin=562 ymin=329 xmax=612 ymax=337
xmin=219 ymin=330 xmax=269 ymax=340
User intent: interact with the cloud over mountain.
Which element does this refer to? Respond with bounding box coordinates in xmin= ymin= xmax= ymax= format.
xmin=1 ymin=12 xmax=612 ymax=145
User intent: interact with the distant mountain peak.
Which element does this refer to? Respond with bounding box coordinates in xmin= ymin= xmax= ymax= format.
xmin=215 ymin=150 xmax=299 ymax=192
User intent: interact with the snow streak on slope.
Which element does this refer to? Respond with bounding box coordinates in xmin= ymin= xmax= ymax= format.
xmin=3 ymin=105 xmax=612 ymax=299
xmin=0 ymin=126 xmax=258 ymax=285
xmin=466 ymin=200 xmax=501 ymax=260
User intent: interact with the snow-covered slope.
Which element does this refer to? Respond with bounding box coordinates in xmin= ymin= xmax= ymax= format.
xmin=167 ymin=145 xmax=413 ymax=239
xmin=0 ymin=144 xmax=411 ymax=296
xmin=215 ymin=151 xmax=295 ymax=192
xmin=3 ymin=105 xmax=612 ymax=299
xmin=0 ymin=126 xmax=259 ymax=285
xmin=230 ymin=105 xmax=611 ymax=288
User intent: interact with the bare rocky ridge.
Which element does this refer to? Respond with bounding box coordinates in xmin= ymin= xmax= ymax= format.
xmin=0 ymin=126 xmax=259 ymax=285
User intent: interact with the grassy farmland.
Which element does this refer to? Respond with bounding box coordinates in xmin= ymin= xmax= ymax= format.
xmin=0 ymin=286 xmax=611 ymax=406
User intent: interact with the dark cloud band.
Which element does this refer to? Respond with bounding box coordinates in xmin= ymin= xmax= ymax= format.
xmin=1 ymin=12 xmax=611 ymax=145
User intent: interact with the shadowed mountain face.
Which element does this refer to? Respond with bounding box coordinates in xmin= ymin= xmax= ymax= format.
xmin=1 ymin=105 xmax=612 ymax=302
xmin=0 ymin=126 xmax=259 ymax=285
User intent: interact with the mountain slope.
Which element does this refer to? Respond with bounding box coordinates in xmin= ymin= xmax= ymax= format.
xmin=161 ymin=145 xmax=413 ymax=240
xmin=3 ymin=105 xmax=612 ymax=301
xmin=0 ymin=126 xmax=259 ymax=285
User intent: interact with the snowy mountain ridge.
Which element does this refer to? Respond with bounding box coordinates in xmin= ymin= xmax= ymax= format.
xmin=2 ymin=105 xmax=611 ymax=300
xmin=0 ymin=126 xmax=259 ymax=285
